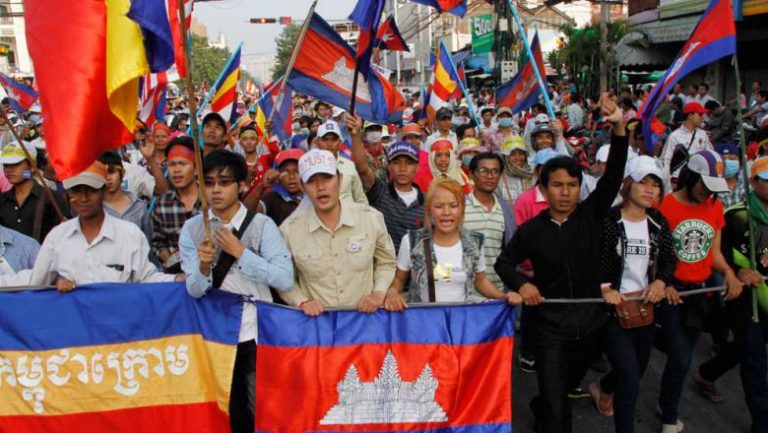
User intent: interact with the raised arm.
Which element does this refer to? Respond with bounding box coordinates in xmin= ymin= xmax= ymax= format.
xmin=345 ymin=113 xmax=376 ymax=192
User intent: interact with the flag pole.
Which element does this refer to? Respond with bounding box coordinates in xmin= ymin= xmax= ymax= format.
xmin=269 ymin=0 xmax=317 ymax=122
xmin=178 ymin=0 xmax=212 ymax=243
xmin=0 ymin=107 xmax=66 ymax=222
xmin=443 ymin=41 xmax=481 ymax=127
xmin=733 ymin=54 xmax=759 ymax=323
xmin=504 ymin=0 xmax=556 ymax=119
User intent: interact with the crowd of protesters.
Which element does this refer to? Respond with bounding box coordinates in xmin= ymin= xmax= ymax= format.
xmin=1 ymin=77 xmax=768 ymax=433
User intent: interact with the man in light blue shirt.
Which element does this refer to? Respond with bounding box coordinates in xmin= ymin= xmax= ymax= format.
xmin=179 ymin=149 xmax=292 ymax=433
xmin=0 ymin=224 xmax=40 ymax=281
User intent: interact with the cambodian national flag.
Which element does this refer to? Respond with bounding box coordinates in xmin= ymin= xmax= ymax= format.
xmin=127 ymin=0 xmax=175 ymax=73
xmin=349 ymin=0 xmax=385 ymax=79
xmin=375 ymin=15 xmax=410 ymax=52
xmin=258 ymin=77 xmax=293 ymax=142
xmin=639 ymin=0 xmax=736 ymax=153
xmin=167 ymin=0 xmax=194 ymax=78
xmin=286 ymin=12 xmax=406 ymax=125
xmin=411 ymin=0 xmax=467 ymax=17
xmin=255 ymin=301 xmax=515 ymax=433
xmin=0 ymin=72 xmax=39 ymax=114
xmin=496 ymin=32 xmax=545 ymax=114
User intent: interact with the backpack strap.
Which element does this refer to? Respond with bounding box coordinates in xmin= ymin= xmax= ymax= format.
xmin=212 ymin=210 xmax=258 ymax=289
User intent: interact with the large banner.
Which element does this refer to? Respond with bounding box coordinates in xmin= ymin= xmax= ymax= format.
xmin=471 ymin=14 xmax=494 ymax=54
xmin=255 ymin=301 xmax=515 ymax=433
xmin=0 ymin=282 xmax=242 ymax=433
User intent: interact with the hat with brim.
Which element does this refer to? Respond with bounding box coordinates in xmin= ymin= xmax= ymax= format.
xmin=387 ymin=141 xmax=419 ymax=162
xmin=496 ymin=107 xmax=513 ymax=117
xmin=627 ymin=156 xmax=663 ymax=182
xmin=0 ymin=141 xmax=35 ymax=165
xmin=687 ymin=149 xmax=729 ymax=193
xmin=436 ymin=108 xmax=452 ymax=120
xmin=318 ymin=120 xmax=341 ymax=139
xmin=400 ymin=123 xmax=422 ymax=137
xmin=298 ymin=149 xmax=338 ymax=183
xmin=202 ymin=112 xmax=226 ymax=129
xmin=63 ymin=161 xmax=107 ymax=190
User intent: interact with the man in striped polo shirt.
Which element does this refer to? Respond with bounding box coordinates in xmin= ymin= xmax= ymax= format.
xmin=464 ymin=152 xmax=516 ymax=292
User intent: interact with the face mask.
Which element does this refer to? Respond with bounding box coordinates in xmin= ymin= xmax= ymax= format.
xmin=461 ymin=155 xmax=474 ymax=166
xmin=300 ymin=128 xmax=310 ymax=137
xmin=366 ymin=132 xmax=382 ymax=143
xmin=724 ymin=159 xmax=740 ymax=178
xmin=452 ymin=116 xmax=467 ymax=126
xmin=292 ymin=122 xmax=300 ymax=130
xmin=498 ymin=118 xmax=514 ymax=128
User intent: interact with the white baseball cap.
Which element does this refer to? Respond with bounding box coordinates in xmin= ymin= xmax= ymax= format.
xmin=317 ymin=120 xmax=341 ymax=139
xmin=298 ymin=149 xmax=338 ymax=183
xmin=331 ymin=106 xmax=345 ymax=118
xmin=596 ymin=144 xmax=611 ymax=163
xmin=0 ymin=141 xmax=36 ymax=165
xmin=627 ymin=155 xmax=663 ymax=182
xmin=687 ymin=149 xmax=729 ymax=193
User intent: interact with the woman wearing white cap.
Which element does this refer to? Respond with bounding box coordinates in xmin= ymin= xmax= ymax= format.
xmin=587 ymin=156 xmax=675 ymax=433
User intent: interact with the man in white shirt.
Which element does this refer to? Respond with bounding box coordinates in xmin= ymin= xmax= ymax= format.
xmin=25 ymin=161 xmax=178 ymax=291
xmin=694 ymin=83 xmax=718 ymax=106
xmin=660 ymin=102 xmax=713 ymax=185
xmin=567 ymin=94 xmax=585 ymax=130
xmin=423 ymin=108 xmax=459 ymax=151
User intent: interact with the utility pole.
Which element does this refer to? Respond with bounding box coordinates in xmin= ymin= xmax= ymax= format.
xmin=599 ymin=0 xmax=610 ymax=92
xmin=393 ymin=0 xmax=401 ymax=86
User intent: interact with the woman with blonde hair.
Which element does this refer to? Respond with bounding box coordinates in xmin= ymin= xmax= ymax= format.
xmin=384 ymin=178 xmax=521 ymax=309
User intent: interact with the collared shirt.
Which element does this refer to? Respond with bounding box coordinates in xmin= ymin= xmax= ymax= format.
xmin=366 ymin=179 xmax=424 ymax=253
xmin=0 ymin=225 xmax=39 ymax=275
xmin=279 ymin=201 xmax=397 ymax=307
xmin=337 ymin=157 xmax=369 ymax=205
xmin=151 ymin=189 xmax=201 ymax=256
xmin=423 ymin=131 xmax=459 ymax=152
xmin=464 ymin=192 xmax=505 ymax=290
xmin=660 ymin=125 xmax=713 ymax=179
xmin=180 ymin=203 xmax=294 ymax=342
xmin=25 ymin=211 xmax=175 ymax=286
xmin=514 ymin=186 xmax=549 ymax=227
xmin=0 ymin=182 xmax=69 ymax=242
xmin=104 ymin=192 xmax=153 ymax=243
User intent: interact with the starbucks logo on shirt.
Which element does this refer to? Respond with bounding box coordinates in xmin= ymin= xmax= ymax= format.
xmin=672 ymin=219 xmax=715 ymax=263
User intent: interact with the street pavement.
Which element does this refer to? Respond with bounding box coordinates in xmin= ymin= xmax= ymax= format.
xmin=512 ymin=333 xmax=753 ymax=433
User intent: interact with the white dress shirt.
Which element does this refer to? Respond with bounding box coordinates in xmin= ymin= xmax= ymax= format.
xmin=26 ymin=211 xmax=175 ymax=286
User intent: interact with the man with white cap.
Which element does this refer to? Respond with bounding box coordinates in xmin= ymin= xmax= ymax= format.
xmin=279 ymin=149 xmax=396 ymax=316
xmin=0 ymin=141 xmax=68 ymax=242
xmin=315 ymin=119 xmax=368 ymax=204
xmin=656 ymin=149 xmax=746 ymax=432
xmin=23 ymin=161 xmax=178 ymax=292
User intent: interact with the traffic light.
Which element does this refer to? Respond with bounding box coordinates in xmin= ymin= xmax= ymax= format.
xmin=250 ymin=18 xmax=276 ymax=24
xmin=279 ymin=16 xmax=292 ymax=25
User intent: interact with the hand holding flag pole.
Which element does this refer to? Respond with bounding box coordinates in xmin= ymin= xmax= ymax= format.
xmin=177 ymin=0 xmax=212 ymax=243
xmin=269 ymin=0 xmax=317 ymax=123
xmin=0 ymin=107 xmax=66 ymax=222
xmin=505 ymin=0 xmax=555 ymax=119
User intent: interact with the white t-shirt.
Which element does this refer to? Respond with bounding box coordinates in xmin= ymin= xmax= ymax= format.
xmin=620 ymin=219 xmax=650 ymax=294
xmin=397 ymin=234 xmax=486 ymax=303
xmin=396 ymin=188 xmax=419 ymax=207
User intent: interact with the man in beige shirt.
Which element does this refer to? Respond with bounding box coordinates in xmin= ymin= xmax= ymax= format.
xmin=280 ymin=149 xmax=396 ymax=316
xmin=315 ymin=120 xmax=368 ymax=205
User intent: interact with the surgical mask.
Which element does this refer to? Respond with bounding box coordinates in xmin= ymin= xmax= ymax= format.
xmin=498 ymin=118 xmax=514 ymax=128
xmin=300 ymin=128 xmax=310 ymax=137
xmin=452 ymin=116 xmax=468 ymax=126
xmin=366 ymin=132 xmax=382 ymax=143
xmin=461 ymin=155 xmax=474 ymax=166
xmin=724 ymin=159 xmax=740 ymax=178
xmin=292 ymin=121 xmax=300 ymax=130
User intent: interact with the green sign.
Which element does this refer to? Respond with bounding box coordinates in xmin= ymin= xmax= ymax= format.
xmin=471 ymin=14 xmax=494 ymax=54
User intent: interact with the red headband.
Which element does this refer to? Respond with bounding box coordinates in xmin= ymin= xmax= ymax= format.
xmin=167 ymin=145 xmax=195 ymax=163
xmin=431 ymin=140 xmax=454 ymax=152
xmin=154 ymin=123 xmax=171 ymax=134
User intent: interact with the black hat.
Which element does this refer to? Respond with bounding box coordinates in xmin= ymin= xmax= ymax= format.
xmin=436 ymin=107 xmax=452 ymax=120
xmin=202 ymin=112 xmax=226 ymax=129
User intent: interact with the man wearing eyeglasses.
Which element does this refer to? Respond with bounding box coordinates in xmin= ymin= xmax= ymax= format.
xmin=463 ymin=152 xmax=516 ymax=294
xmin=97 ymin=151 xmax=153 ymax=243
xmin=179 ymin=150 xmax=293 ymax=433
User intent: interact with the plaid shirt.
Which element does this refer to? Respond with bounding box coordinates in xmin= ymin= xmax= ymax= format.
xmin=151 ymin=190 xmax=200 ymax=256
xmin=720 ymin=176 xmax=746 ymax=210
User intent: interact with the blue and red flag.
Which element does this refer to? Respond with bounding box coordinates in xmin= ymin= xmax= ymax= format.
xmin=258 ymin=77 xmax=293 ymax=142
xmin=411 ymin=0 xmax=467 ymax=17
xmin=138 ymin=72 xmax=168 ymax=126
xmin=286 ymin=12 xmax=406 ymax=125
xmin=375 ymin=15 xmax=410 ymax=52
xmin=255 ymin=301 xmax=514 ymax=433
xmin=0 ymin=282 xmax=242 ymax=433
xmin=496 ymin=31 xmax=546 ymax=113
xmin=639 ymin=0 xmax=736 ymax=153
xmin=167 ymin=0 xmax=194 ymax=78
xmin=349 ymin=0 xmax=385 ymax=79
xmin=0 ymin=72 xmax=39 ymax=114
xmin=127 ymin=0 xmax=175 ymax=72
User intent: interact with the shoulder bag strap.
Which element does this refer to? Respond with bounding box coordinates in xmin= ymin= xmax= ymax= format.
xmin=211 ymin=210 xmax=258 ymax=289
xmin=423 ymin=236 xmax=436 ymax=303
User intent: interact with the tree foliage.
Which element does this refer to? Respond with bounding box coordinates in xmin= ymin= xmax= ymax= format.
xmin=547 ymin=20 xmax=628 ymax=96
xmin=272 ymin=24 xmax=301 ymax=81
xmin=175 ymin=34 xmax=232 ymax=89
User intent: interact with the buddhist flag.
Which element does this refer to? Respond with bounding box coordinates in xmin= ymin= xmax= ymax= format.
xmin=25 ymin=0 xmax=148 ymax=179
xmin=209 ymin=44 xmax=242 ymax=124
xmin=427 ymin=40 xmax=462 ymax=119
xmin=255 ymin=301 xmax=515 ymax=433
xmin=0 ymin=282 xmax=242 ymax=433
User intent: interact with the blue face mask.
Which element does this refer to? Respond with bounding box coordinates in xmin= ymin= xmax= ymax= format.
xmin=462 ymin=155 xmax=474 ymax=167
xmin=724 ymin=159 xmax=740 ymax=178
xmin=498 ymin=117 xmax=513 ymax=128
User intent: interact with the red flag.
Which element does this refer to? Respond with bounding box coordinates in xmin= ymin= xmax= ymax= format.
xmin=168 ymin=0 xmax=193 ymax=78
xmin=25 ymin=0 xmax=133 ymax=179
